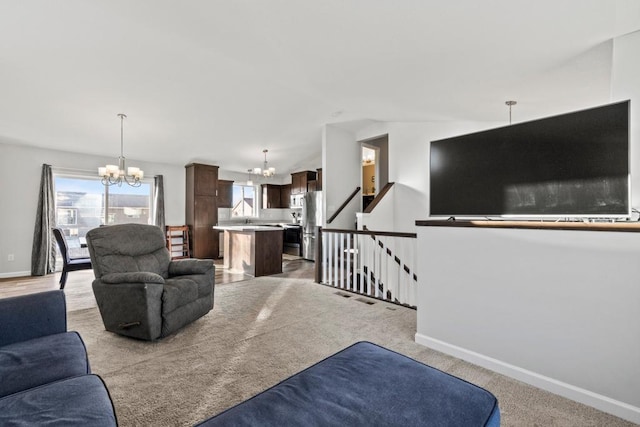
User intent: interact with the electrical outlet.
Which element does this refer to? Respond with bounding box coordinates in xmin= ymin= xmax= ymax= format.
xmin=7 ymin=254 xmax=15 ymax=262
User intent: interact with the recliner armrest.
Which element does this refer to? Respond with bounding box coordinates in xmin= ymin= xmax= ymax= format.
xmin=0 ymin=290 xmax=67 ymax=347
xmin=168 ymin=259 xmax=214 ymax=276
xmin=101 ymin=272 xmax=165 ymax=284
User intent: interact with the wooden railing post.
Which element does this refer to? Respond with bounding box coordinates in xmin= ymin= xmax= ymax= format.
xmin=314 ymin=226 xmax=322 ymax=283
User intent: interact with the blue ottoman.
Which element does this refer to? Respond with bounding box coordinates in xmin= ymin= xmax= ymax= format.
xmin=196 ymin=341 xmax=500 ymax=426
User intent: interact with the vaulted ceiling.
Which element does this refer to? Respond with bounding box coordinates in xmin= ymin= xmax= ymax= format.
xmin=1 ymin=1 xmax=639 ymax=174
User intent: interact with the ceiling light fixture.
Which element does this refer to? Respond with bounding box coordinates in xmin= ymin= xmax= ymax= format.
xmin=505 ymin=100 xmax=517 ymax=125
xmin=98 ymin=114 xmax=144 ymax=187
xmin=250 ymin=149 xmax=275 ymax=179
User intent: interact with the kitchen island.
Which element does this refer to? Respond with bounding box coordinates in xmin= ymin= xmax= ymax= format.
xmin=214 ymin=226 xmax=283 ymax=277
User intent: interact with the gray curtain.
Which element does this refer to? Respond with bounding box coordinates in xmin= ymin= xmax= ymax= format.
xmin=31 ymin=164 xmax=56 ymax=276
xmin=154 ymin=175 xmax=165 ymax=232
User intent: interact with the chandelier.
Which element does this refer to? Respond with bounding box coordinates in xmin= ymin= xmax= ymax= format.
xmin=98 ymin=113 xmax=144 ymax=187
xmin=250 ymin=149 xmax=275 ymax=178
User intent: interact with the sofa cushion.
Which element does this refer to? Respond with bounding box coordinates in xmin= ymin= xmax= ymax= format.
xmin=163 ymin=277 xmax=199 ymax=313
xmin=0 ymin=290 xmax=67 ymax=347
xmin=0 ymin=332 xmax=90 ymax=398
xmin=0 ymin=374 xmax=117 ymax=426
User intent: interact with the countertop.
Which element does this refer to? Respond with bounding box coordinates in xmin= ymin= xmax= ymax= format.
xmin=213 ymin=225 xmax=285 ymax=232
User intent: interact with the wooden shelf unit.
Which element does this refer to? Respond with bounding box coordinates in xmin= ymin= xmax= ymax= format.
xmin=166 ymin=225 xmax=191 ymax=259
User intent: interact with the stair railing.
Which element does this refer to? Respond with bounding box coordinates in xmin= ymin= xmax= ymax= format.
xmin=363 ymin=182 xmax=394 ymax=213
xmin=315 ymin=227 xmax=418 ymax=307
xmin=326 ymin=187 xmax=361 ymax=224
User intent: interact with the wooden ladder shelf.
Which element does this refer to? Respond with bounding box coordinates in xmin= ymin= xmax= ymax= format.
xmin=166 ymin=225 xmax=191 ymax=259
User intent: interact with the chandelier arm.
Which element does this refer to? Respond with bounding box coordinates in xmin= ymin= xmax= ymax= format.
xmin=123 ymin=175 xmax=141 ymax=187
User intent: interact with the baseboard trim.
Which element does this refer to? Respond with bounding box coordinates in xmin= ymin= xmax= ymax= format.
xmin=415 ymin=333 xmax=640 ymax=425
xmin=0 ymin=271 xmax=31 ymax=279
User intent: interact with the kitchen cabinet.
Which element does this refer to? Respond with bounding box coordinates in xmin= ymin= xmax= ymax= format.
xmin=217 ymin=179 xmax=234 ymax=208
xmin=290 ymin=171 xmax=317 ymax=194
xmin=262 ymin=184 xmax=294 ymax=209
xmin=316 ymin=168 xmax=322 ymax=191
xmin=280 ymin=184 xmax=291 ymax=208
xmin=262 ymin=184 xmax=281 ymax=209
xmin=186 ymin=163 xmax=219 ymax=259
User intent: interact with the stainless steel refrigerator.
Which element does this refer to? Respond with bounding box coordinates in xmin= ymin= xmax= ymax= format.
xmin=302 ymin=191 xmax=322 ymax=261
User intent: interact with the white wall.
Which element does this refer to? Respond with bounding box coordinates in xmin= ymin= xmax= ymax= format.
xmin=415 ymin=225 xmax=640 ymax=424
xmin=322 ymin=124 xmax=361 ymax=229
xmin=612 ymin=30 xmax=640 ymax=207
xmin=0 ymin=142 xmax=185 ymax=277
xmin=357 ymin=186 xmax=395 ymax=231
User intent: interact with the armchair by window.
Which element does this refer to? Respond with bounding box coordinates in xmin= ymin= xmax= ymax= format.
xmin=52 ymin=227 xmax=92 ymax=289
xmin=86 ymin=223 xmax=215 ymax=341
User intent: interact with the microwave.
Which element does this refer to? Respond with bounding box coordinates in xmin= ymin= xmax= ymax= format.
xmin=290 ymin=194 xmax=304 ymax=208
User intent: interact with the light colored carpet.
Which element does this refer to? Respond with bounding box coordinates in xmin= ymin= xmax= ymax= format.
xmin=68 ymin=276 xmax=636 ymax=427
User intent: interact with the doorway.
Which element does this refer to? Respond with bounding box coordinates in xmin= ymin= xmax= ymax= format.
xmin=360 ymin=135 xmax=388 ymax=211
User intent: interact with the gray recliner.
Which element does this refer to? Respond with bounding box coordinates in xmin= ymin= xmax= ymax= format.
xmin=86 ymin=223 xmax=215 ymax=341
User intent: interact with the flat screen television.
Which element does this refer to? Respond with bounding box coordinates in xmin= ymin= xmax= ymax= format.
xmin=429 ymin=100 xmax=630 ymax=218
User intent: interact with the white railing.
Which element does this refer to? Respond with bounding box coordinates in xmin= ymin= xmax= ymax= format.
xmin=317 ymin=228 xmax=418 ymax=307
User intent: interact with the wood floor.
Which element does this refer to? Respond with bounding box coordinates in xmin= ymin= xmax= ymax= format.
xmin=0 ymin=256 xmax=315 ymax=311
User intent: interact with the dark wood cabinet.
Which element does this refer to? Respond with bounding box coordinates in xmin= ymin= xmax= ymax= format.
xmin=280 ymin=184 xmax=291 ymax=208
xmin=290 ymin=171 xmax=317 ymax=194
xmin=316 ymin=168 xmax=322 ymax=191
xmin=217 ymin=179 xmax=234 ymax=208
xmin=186 ymin=163 xmax=219 ymax=259
xmin=291 ymin=173 xmax=302 ymax=195
xmin=262 ymin=184 xmax=281 ymax=209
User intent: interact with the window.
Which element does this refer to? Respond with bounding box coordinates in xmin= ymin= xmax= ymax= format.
xmin=57 ymin=208 xmax=78 ymax=225
xmin=54 ymin=174 xmax=153 ymax=239
xmin=231 ymin=184 xmax=257 ymax=217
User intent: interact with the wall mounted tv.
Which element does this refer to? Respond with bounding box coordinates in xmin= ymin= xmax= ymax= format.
xmin=429 ymin=100 xmax=630 ymax=218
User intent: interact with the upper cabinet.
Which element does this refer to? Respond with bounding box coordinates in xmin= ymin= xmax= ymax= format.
xmin=262 ymin=184 xmax=282 ymax=209
xmin=191 ymin=163 xmax=218 ymax=196
xmin=262 ymin=184 xmax=293 ymax=209
xmin=290 ymin=171 xmax=317 ymax=194
xmin=280 ymin=184 xmax=291 ymax=208
xmin=261 ymin=170 xmax=320 ymax=209
xmin=217 ymin=179 xmax=234 ymax=208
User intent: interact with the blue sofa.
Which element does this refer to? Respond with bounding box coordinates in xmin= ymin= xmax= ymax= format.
xmin=0 ymin=290 xmax=117 ymax=426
